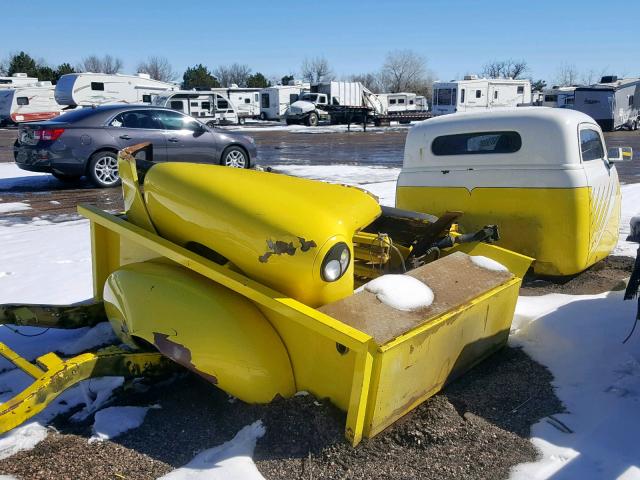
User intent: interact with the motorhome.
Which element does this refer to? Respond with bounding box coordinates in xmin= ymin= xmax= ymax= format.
xmin=152 ymin=90 xmax=239 ymax=125
xmin=213 ymin=86 xmax=261 ymax=122
xmin=0 ymin=82 xmax=65 ymax=125
xmin=259 ymin=85 xmax=305 ymax=120
xmin=573 ymin=76 xmax=640 ymax=131
xmin=542 ymin=86 xmax=577 ymax=108
xmin=432 ymin=76 xmax=531 ymax=116
xmin=0 ymin=73 xmax=39 ymax=89
xmin=55 ymin=72 xmax=176 ymax=107
xmin=376 ymin=92 xmax=426 ymax=113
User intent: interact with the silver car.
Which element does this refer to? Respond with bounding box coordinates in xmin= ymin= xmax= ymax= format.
xmin=14 ymin=104 xmax=257 ymax=188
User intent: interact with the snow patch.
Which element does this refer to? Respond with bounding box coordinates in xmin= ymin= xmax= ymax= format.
xmin=0 ymin=202 xmax=31 ymax=214
xmin=0 ymin=422 xmax=48 ymax=460
xmin=158 ymin=420 xmax=266 ymax=480
xmin=58 ymin=322 xmax=118 ymax=356
xmin=70 ymin=376 xmax=125 ymax=422
xmin=89 ymin=405 xmax=157 ymax=443
xmin=364 ymin=274 xmax=434 ymax=311
xmin=614 ymin=183 xmax=640 ymax=256
xmin=470 ymin=255 xmax=508 ymax=272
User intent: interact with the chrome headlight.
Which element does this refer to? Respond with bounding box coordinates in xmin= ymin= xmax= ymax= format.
xmin=321 ymin=242 xmax=350 ymax=282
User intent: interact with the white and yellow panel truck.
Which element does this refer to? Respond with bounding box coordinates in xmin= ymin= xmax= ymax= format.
xmin=397 ymin=107 xmax=633 ymax=276
xmin=0 ymin=142 xmax=532 ymax=446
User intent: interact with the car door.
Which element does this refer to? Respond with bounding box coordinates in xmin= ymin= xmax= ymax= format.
xmin=579 ymin=124 xmax=619 ymax=255
xmin=154 ymin=109 xmax=221 ymax=164
xmin=106 ymin=110 xmax=168 ymax=162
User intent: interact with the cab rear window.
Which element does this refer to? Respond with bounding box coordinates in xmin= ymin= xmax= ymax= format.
xmin=431 ymin=131 xmax=522 ymax=156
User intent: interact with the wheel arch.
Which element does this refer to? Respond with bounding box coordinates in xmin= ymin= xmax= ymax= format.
xmin=220 ymin=143 xmax=251 ymax=167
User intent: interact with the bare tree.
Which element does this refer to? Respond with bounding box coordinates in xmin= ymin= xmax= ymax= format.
xmin=213 ymin=63 xmax=252 ymax=87
xmin=555 ymin=63 xmax=580 ymax=86
xmin=580 ymin=68 xmax=608 ymax=86
xmin=300 ymin=56 xmax=334 ymax=84
xmin=77 ymin=54 xmax=123 ymax=74
xmin=349 ymin=72 xmax=384 ymax=92
xmin=379 ymin=49 xmax=429 ymax=93
xmin=481 ymin=59 xmax=528 ymax=79
xmin=137 ymin=56 xmax=176 ymax=82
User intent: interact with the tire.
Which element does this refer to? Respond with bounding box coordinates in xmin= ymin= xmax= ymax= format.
xmin=52 ymin=172 xmax=81 ymax=182
xmin=259 ymin=112 xmax=267 ymax=121
xmin=87 ymin=151 xmax=121 ymax=188
xmin=220 ymin=145 xmax=249 ymax=169
xmin=238 ymin=117 xmax=246 ymax=125
xmin=206 ymin=121 xmax=217 ymax=128
xmin=633 ymin=120 xmax=639 ymax=131
xmin=306 ymin=112 xmax=319 ymax=127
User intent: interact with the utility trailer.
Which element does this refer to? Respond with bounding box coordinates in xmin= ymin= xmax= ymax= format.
xmin=0 ymin=143 xmax=530 ymax=445
xmin=573 ymin=76 xmax=640 ymax=131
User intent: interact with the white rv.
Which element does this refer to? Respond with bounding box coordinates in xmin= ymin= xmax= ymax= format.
xmin=213 ymin=86 xmax=261 ymax=122
xmin=55 ymin=72 xmax=176 ymax=107
xmin=432 ymin=76 xmax=531 ymax=116
xmin=0 ymin=82 xmax=65 ymax=125
xmin=542 ymin=86 xmax=577 ymax=108
xmin=376 ymin=93 xmax=426 ymax=113
xmin=152 ymin=90 xmax=239 ymax=126
xmin=259 ymin=85 xmax=305 ymax=120
xmin=0 ymin=73 xmax=39 ymax=89
xmin=573 ymin=76 xmax=640 ymax=131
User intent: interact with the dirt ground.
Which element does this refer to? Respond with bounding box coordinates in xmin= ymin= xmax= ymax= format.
xmin=0 ymin=125 xmax=638 ymax=479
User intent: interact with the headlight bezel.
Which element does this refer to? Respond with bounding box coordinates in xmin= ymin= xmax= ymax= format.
xmin=321 ymin=242 xmax=350 ymax=282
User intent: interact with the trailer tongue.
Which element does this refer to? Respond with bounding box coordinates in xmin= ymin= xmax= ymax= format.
xmin=0 ymin=144 xmax=531 ymax=445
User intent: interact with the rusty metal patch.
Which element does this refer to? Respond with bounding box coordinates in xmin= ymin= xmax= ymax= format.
xmin=153 ymin=332 xmax=218 ymax=385
xmin=259 ymin=237 xmax=317 ymax=263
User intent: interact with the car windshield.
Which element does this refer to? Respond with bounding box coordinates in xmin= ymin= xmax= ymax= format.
xmin=301 ymin=94 xmax=318 ymax=102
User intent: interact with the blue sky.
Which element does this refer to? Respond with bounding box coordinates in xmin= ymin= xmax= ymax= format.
xmin=3 ymin=0 xmax=639 ymax=84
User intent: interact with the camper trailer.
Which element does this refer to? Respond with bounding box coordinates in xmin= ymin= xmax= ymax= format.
xmin=542 ymin=86 xmax=577 ymax=108
xmin=0 ymin=83 xmax=64 ymax=125
xmin=213 ymin=86 xmax=261 ymax=122
xmin=376 ymin=93 xmax=423 ymax=113
xmin=0 ymin=73 xmax=39 ymax=89
xmin=55 ymin=73 xmax=176 ymax=107
xmin=259 ymin=85 xmax=305 ymax=120
xmin=573 ymin=76 xmax=640 ymax=131
xmin=152 ymin=90 xmax=239 ymax=125
xmin=432 ymin=76 xmax=531 ymax=116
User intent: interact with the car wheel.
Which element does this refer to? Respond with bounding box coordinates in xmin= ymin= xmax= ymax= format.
xmin=52 ymin=172 xmax=81 ymax=182
xmin=206 ymin=121 xmax=217 ymax=128
xmin=238 ymin=117 xmax=246 ymax=125
xmin=221 ymin=146 xmax=248 ymax=169
xmin=259 ymin=112 xmax=267 ymax=121
xmin=306 ymin=112 xmax=319 ymax=127
xmin=88 ymin=151 xmax=121 ymax=188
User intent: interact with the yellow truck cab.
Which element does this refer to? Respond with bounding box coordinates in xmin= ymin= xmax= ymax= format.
xmin=397 ymin=107 xmax=629 ymax=276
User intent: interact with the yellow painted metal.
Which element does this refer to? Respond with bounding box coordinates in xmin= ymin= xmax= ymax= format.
xmin=79 ymin=203 xmax=529 ymax=446
xmin=363 ymin=277 xmax=523 ymax=438
xmin=0 ymin=343 xmax=171 ymax=435
xmin=117 ymin=143 xmax=157 ymax=234
xmin=396 ymin=186 xmax=620 ymax=275
xmin=142 ymin=162 xmax=381 ymax=307
xmin=103 ymin=260 xmax=296 ymax=403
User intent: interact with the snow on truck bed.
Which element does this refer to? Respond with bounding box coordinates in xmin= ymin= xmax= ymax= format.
xmin=0 ymin=162 xmax=639 ymax=479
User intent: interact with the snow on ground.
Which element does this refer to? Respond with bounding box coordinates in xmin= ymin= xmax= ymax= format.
xmin=1 ymin=160 xmax=640 ymax=476
xmin=614 ymin=183 xmax=640 ymax=257
xmin=0 ymin=163 xmax=55 ymax=191
xmin=225 ymin=122 xmax=412 ymax=134
xmin=89 ymin=405 xmax=159 ymax=443
xmin=509 ymin=291 xmax=640 ymax=480
xmin=0 ymin=203 xmax=31 ymax=214
xmin=158 ymin=421 xmax=266 ymax=480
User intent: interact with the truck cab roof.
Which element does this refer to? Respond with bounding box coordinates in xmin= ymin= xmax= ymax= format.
xmin=404 ymin=107 xmax=600 ymax=168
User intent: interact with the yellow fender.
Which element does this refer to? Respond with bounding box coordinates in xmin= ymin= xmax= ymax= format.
xmin=103 ymin=261 xmax=296 ymax=403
